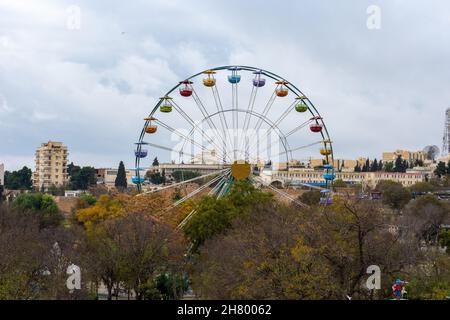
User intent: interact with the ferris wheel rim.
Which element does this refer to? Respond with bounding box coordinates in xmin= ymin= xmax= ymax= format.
xmin=135 ymin=65 xmax=334 ymax=196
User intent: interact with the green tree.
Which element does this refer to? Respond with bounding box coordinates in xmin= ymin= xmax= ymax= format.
xmin=299 ymin=190 xmax=322 ymax=205
xmin=69 ymin=165 xmax=97 ymax=190
xmin=4 ymin=167 xmax=32 ymax=190
xmin=384 ymin=161 xmax=394 ymax=172
xmin=371 ymin=159 xmax=378 ymax=172
xmin=394 ymin=155 xmax=406 ymax=173
xmin=409 ymin=181 xmax=436 ymax=194
xmin=171 ymin=170 xmax=201 ymax=182
xmin=13 ymin=193 xmax=63 ymax=228
xmin=184 ymin=181 xmax=272 ymax=251
xmin=378 ymin=160 xmax=383 ymax=171
xmin=115 ymin=161 xmax=127 ymax=190
xmin=376 ymin=180 xmax=411 ymax=210
xmin=435 ymin=161 xmax=447 ymax=178
xmin=152 ymin=157 xmax=159 ymax=166
xmin=146 ymin=172 xmax=165 ymax=185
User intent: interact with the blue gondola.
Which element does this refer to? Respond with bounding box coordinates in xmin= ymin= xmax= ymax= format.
xmin=134 ymin=149 xmax=148 ymax=158
xmin=131 ymin=176 xmax=145 ymax=184
xmin=228 ymin=67 xmax=241 ymax=84
xmin=323 ymin=173 xmax=336 ymax=181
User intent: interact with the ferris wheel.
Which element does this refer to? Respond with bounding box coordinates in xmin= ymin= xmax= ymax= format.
xmin=134 ymin=66 xmax=335 ymax=219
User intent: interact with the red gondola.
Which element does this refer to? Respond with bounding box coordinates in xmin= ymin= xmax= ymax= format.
xmin=310 ymin=123 xmax=323 ymax=133
xmin=179 ymin=80 xmax=193 ymax=97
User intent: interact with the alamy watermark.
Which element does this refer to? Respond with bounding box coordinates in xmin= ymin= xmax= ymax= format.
xmin=367 ymin=5 xmax=382 ymax=30
xmin=66 ymin=5 xmax=82 ymax=31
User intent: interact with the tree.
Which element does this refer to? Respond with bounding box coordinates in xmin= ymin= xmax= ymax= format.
xmin=85 ymin=212 xmax=185 ymax=300
xmin=384 ymin=161 xmax=394 ymax=172
xmin=378 ymin=160 xmax=383 ymax=171
xmin=299 ymin=190 xmax=322 ymax=205
xmin=409 ymin=181 xmax=436 ymax=194
xmin=191 ymin=199 xmax=419 ymax=300
xmin=146 ymin=172 xmax=165 ymax=185
xmin=184 ymin=181 xmax=272 ymax=251
xmin=76 ymin=194 xmax=124 ymax=230
xmin=402 ymin=194 xmax=450 ymax=245
xmin=115 ymin=161 xmax=127 ymax=190
xmin=434 ymin=161 xmax=447 ymax=178
xmin=69 ymin=165 xmax=97 ymax=190
xmin=362 ymin=159 xmax=370 ymax=172
xmin=371 ymin=159 xmax=378 ymax=172
xmin=13 ymin=193 xmax=63 ymax=228
xmin=171 ymin=170 xmax=201 ymax=183
xmin=152 ymin=157 xmax=159 ymax=166
xmin=376 ymin=180 xmax=411 ymax=210
xmin=4 ymin=167 xmax=32 ymax=190
xmin=354 ymin=162 xmax=361 ymax=172
xmin=0 ymin=205 xmax=88 ymax=299
xmin=394 ymin=155 xmax=406 ymax=173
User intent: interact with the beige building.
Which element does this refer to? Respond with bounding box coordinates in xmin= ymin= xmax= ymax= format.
xmin=266 ymin=168 xmax=425 ymax=190
xmin=96 ymin=168 xmax=146 ymax=188
xmin=0 ymin=163 xmax=4 ymax=186
xmin=382 ymin=150 xmax=426 ymax=163
xmin=33 ymin=141 xmax=69 ymax=191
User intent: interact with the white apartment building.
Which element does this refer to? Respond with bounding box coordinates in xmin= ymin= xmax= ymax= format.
xmin=263 ymin=168 xmax=425 ymax=189
xmin=0 ymin=163 xmax=4 ymax=186
xmin=33 ymin=141 xmax=69 ymax=191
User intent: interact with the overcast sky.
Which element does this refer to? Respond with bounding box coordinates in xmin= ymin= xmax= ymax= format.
xmin=1 ymin=0 xmax=449 ymax=171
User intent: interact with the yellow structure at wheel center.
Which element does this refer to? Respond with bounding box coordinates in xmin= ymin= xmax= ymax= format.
xmin=231 ymin=160 xmax=251 ymax=181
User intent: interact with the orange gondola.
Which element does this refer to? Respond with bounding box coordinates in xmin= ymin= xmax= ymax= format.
xmin=275 ymin=80 xmax=289 ymax=97
xmin=144 ymin=117 xmax=158 ymax=134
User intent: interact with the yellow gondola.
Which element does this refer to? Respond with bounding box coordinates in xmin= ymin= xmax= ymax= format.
xmin=159 ymin=96 xmax=173 ymax=112
xmin=203 ymin=70 xmax=216 ymax=87
xmin=320 ymin=148 xmax=332 ymax=156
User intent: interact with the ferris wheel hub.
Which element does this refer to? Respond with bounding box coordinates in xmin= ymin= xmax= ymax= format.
xmin=231 ymin=160 xmax=251 ymax=181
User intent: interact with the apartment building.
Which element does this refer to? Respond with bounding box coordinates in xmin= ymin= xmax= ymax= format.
xmin=0 ymin=163 xmax=4 ymax=186
xmin=265 ymin=168 xmax=425 ymax=189
xmin=33 ymin=141 xmax=68 ymax=191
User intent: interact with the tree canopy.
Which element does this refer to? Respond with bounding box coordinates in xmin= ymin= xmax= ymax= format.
xmin=4 ymin=167 xmax=32 ymax=190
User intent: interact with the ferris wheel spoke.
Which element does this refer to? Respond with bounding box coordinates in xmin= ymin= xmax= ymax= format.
xmin=191 ymin=90 xmax=229 ymax=157
xmin=244 ymin=117 xmax=290 ymax=163
xmin=273 ymin=140 xmax=326 ymax=158
xmin=251 ymin=176 xmax=309 ymax=208
xmin=238 ymin=85 xmax=259 ymax=157
xmin=211 ymin=86 xmax=234 ymax=156
xmin=138 ymin=169 xmax=229 ymax=196
xmin=172 ymin=101 xmax=229 ymax=161
xmin=208 ymin=172 xmax=229 ymax=196
xmin=143 ymin=141 xmax=196 ymax=159
xmin=155 ymin=119 xmax=226 ymax=163
xmin=178 ymin=209 xmax=197 ymax=229
xmin=285 ymin=119 xmax=314 ymax=138
xmin=248 ymin=118 xmax=313 ymax=159
xmin=171 ymin=171 xmax=229 ymax=207
xmin=253 ymin=91 xmax=277 ymax=133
